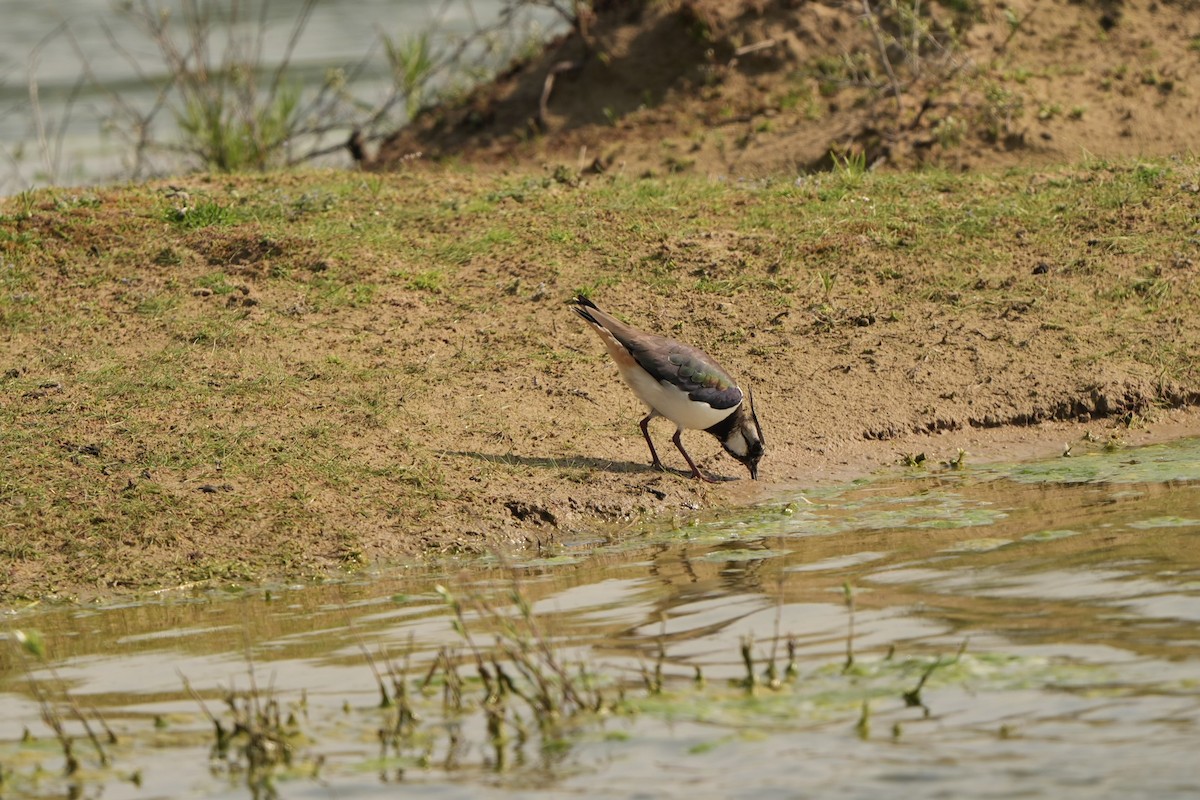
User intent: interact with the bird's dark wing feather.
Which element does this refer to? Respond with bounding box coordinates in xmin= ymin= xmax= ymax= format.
xmin=628 ymin=338 xmax=743 ymax=410
xmin=572 ymin=295 xmax=743 ymax=410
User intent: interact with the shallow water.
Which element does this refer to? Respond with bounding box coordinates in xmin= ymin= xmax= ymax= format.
xmin=3 ymin=438 xmax=1200 ymax=799
xmin=0 ymin=0 xmax=561 ymax=194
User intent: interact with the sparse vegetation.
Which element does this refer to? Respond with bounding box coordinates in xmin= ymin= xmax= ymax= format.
xmin=0 ymin=158 xmax=1197 ymax=600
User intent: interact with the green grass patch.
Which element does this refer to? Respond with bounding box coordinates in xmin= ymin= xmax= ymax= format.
xmin=166 ymin=199 xmax=240 ymax=228
xmin=0 ymin=158 xmax=1198 ymax=600
xmin=196 ymin=271 xmax=238 ymax=295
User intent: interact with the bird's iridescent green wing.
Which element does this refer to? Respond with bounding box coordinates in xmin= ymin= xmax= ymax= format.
xmin=628 ymin=339 xmax=742 ymax=410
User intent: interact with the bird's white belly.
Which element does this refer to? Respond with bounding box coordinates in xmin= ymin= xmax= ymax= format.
xmin=620 ymin=364 xmax=737 ymax=430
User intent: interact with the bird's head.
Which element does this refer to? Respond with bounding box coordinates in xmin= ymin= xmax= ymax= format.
xmin=720 ymin=388 xmax=765 ymax=480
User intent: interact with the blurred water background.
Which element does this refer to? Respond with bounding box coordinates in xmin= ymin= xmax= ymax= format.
xmin=0 ymin=0 xmax=563 ymax=195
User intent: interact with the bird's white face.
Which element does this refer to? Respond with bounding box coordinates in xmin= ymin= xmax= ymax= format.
xmin=723 ymin=429 xmax=750 ymax=458
xmin=720 ymin=414 xmax=764 ymax=480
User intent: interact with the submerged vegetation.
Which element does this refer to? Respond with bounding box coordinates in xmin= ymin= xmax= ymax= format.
xmin=0 ymin=572 xmax=1127 ymax=797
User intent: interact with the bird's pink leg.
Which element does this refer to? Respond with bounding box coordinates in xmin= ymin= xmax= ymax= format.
xmin=640 ymin=413 xmax=665 ymax=471
xmin=673 ymin=428 xmax=718 ymax=483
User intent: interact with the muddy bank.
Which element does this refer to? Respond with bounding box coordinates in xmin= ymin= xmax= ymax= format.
xmin=2 ymin=161 xmax=1199 ymax=603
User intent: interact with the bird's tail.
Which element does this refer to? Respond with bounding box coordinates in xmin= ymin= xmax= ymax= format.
xmin=571 ymin=294 xmax=602 ymax=326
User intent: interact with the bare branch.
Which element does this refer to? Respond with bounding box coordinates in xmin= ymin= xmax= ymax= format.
xmin=861 ymin=0 xmax=903 ymax=112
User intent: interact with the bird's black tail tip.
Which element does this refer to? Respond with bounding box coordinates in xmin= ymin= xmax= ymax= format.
xmin=572 ymin=294 xmax=601 ymax=324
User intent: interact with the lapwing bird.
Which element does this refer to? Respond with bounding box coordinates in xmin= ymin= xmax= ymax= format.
xmin=572 ymin=295 xmax=764 ymax=482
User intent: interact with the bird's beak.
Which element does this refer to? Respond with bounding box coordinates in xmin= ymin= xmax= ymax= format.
xmin=749 ymin=464 xmax=759 ymax=481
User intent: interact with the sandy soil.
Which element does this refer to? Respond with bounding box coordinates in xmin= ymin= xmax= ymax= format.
xmin=362 ymin=0 xmax=1200 ymax=562
xmin=356 ymin=0 xmax=1200 ymax=554
xmin=375 ymin=0 xmax=1200 ymax=176
xmin=3 ymin=0 xmax=1200 ymax=604
xmin=2 ymin=160 xmax=1198 ymax=603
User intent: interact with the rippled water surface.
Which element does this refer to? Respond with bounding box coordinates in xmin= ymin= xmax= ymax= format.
xmin=3 ymin=438 xmax=1200 ymax=799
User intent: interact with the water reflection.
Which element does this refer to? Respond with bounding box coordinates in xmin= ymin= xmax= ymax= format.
xmin=3 ymin=440 xmax=1200 ymax=798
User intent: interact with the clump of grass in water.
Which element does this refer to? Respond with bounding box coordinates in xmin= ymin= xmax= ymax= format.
xmin=901 ymin=639 xmax=968 ymax=717
xmin=842 ymin=581 xmax=857 ymax=672
xmin=6 ymin=629 xmax=117 ymax=788
xmin=355 ymin=576 xmax=622 ymax=776
xmin=439 ymin=580 xmax=607 ymax=723
xmin=152 ymin=576 xmax=1116 ymax=788
xmin=180 ymin=668 xmax=316 ymax=798
xmin=641 ymin=617 xmax=668 ymax=695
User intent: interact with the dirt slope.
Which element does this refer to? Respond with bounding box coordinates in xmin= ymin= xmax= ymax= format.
xmin=374 ymin=0 xmax=1200 ymax=175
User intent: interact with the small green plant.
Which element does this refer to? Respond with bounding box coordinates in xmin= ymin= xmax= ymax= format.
xmin=176 ymin=81 xmax=300 ymax=171
xmin=118 ymin=0 xmax=316 ymax=172
xmin=979 ymin=83 xmax=1025 ymax=143
xmin=435 ymin=578 xmax=606 ymax=736
xmin=934 ymin=115 xmax=966 ymax=148
xmin=842 ymin=581 xmax=857 ymax=672
xmin=817 ymin=270 xmax=838 ymax=309
xmin=134 ymin=292 xmax=179 ymax=317
xmin=167 ymin=199 xmax=236 ymax=228
xmin=197 ymin=272 xmax=237 ymax=295
xmin=1037 ymin=102 xmax=1062 ymax=121
xmin=1133 ymin=163 xmax=1168 ymax=185
xmin=833 ymin=150 xmax=867 ymax=180
xmin=739 ymin=633 xmax=760 ymax=692
xmin=1008 ymin=66 xmax=1034 ymax=84
xmin=9 ymin=630 xmax=113 ymax=778
xmin=181 ymin=671 xmax=312 ymax=797
xmin=408 ymin=270 xmax=444 ymax=294
xmin=382 ymin=31 xmax=435 ymax=119
xmin=855 ymin=700 xmax=871 ymax=739
xmin=13 ymin=189 xmax=38 ymax=220
xmin=1132 ymin=274 xmax=1170 ymax=307
xmin=777 ymin=87 xmax=804 ymax=111
xmin=152 ymin=247 xmax=183 ymax=266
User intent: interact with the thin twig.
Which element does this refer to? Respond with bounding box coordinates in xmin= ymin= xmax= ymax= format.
xmin=861 ymin=0 xmax=903 ymax=112
xmin=26 ymin=22 xmax=70 ymax=184
xmin=1000 ymin=7 xmax=1038 ymax=52
xmin=733 ymin=39 xmax=777 ymax=58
